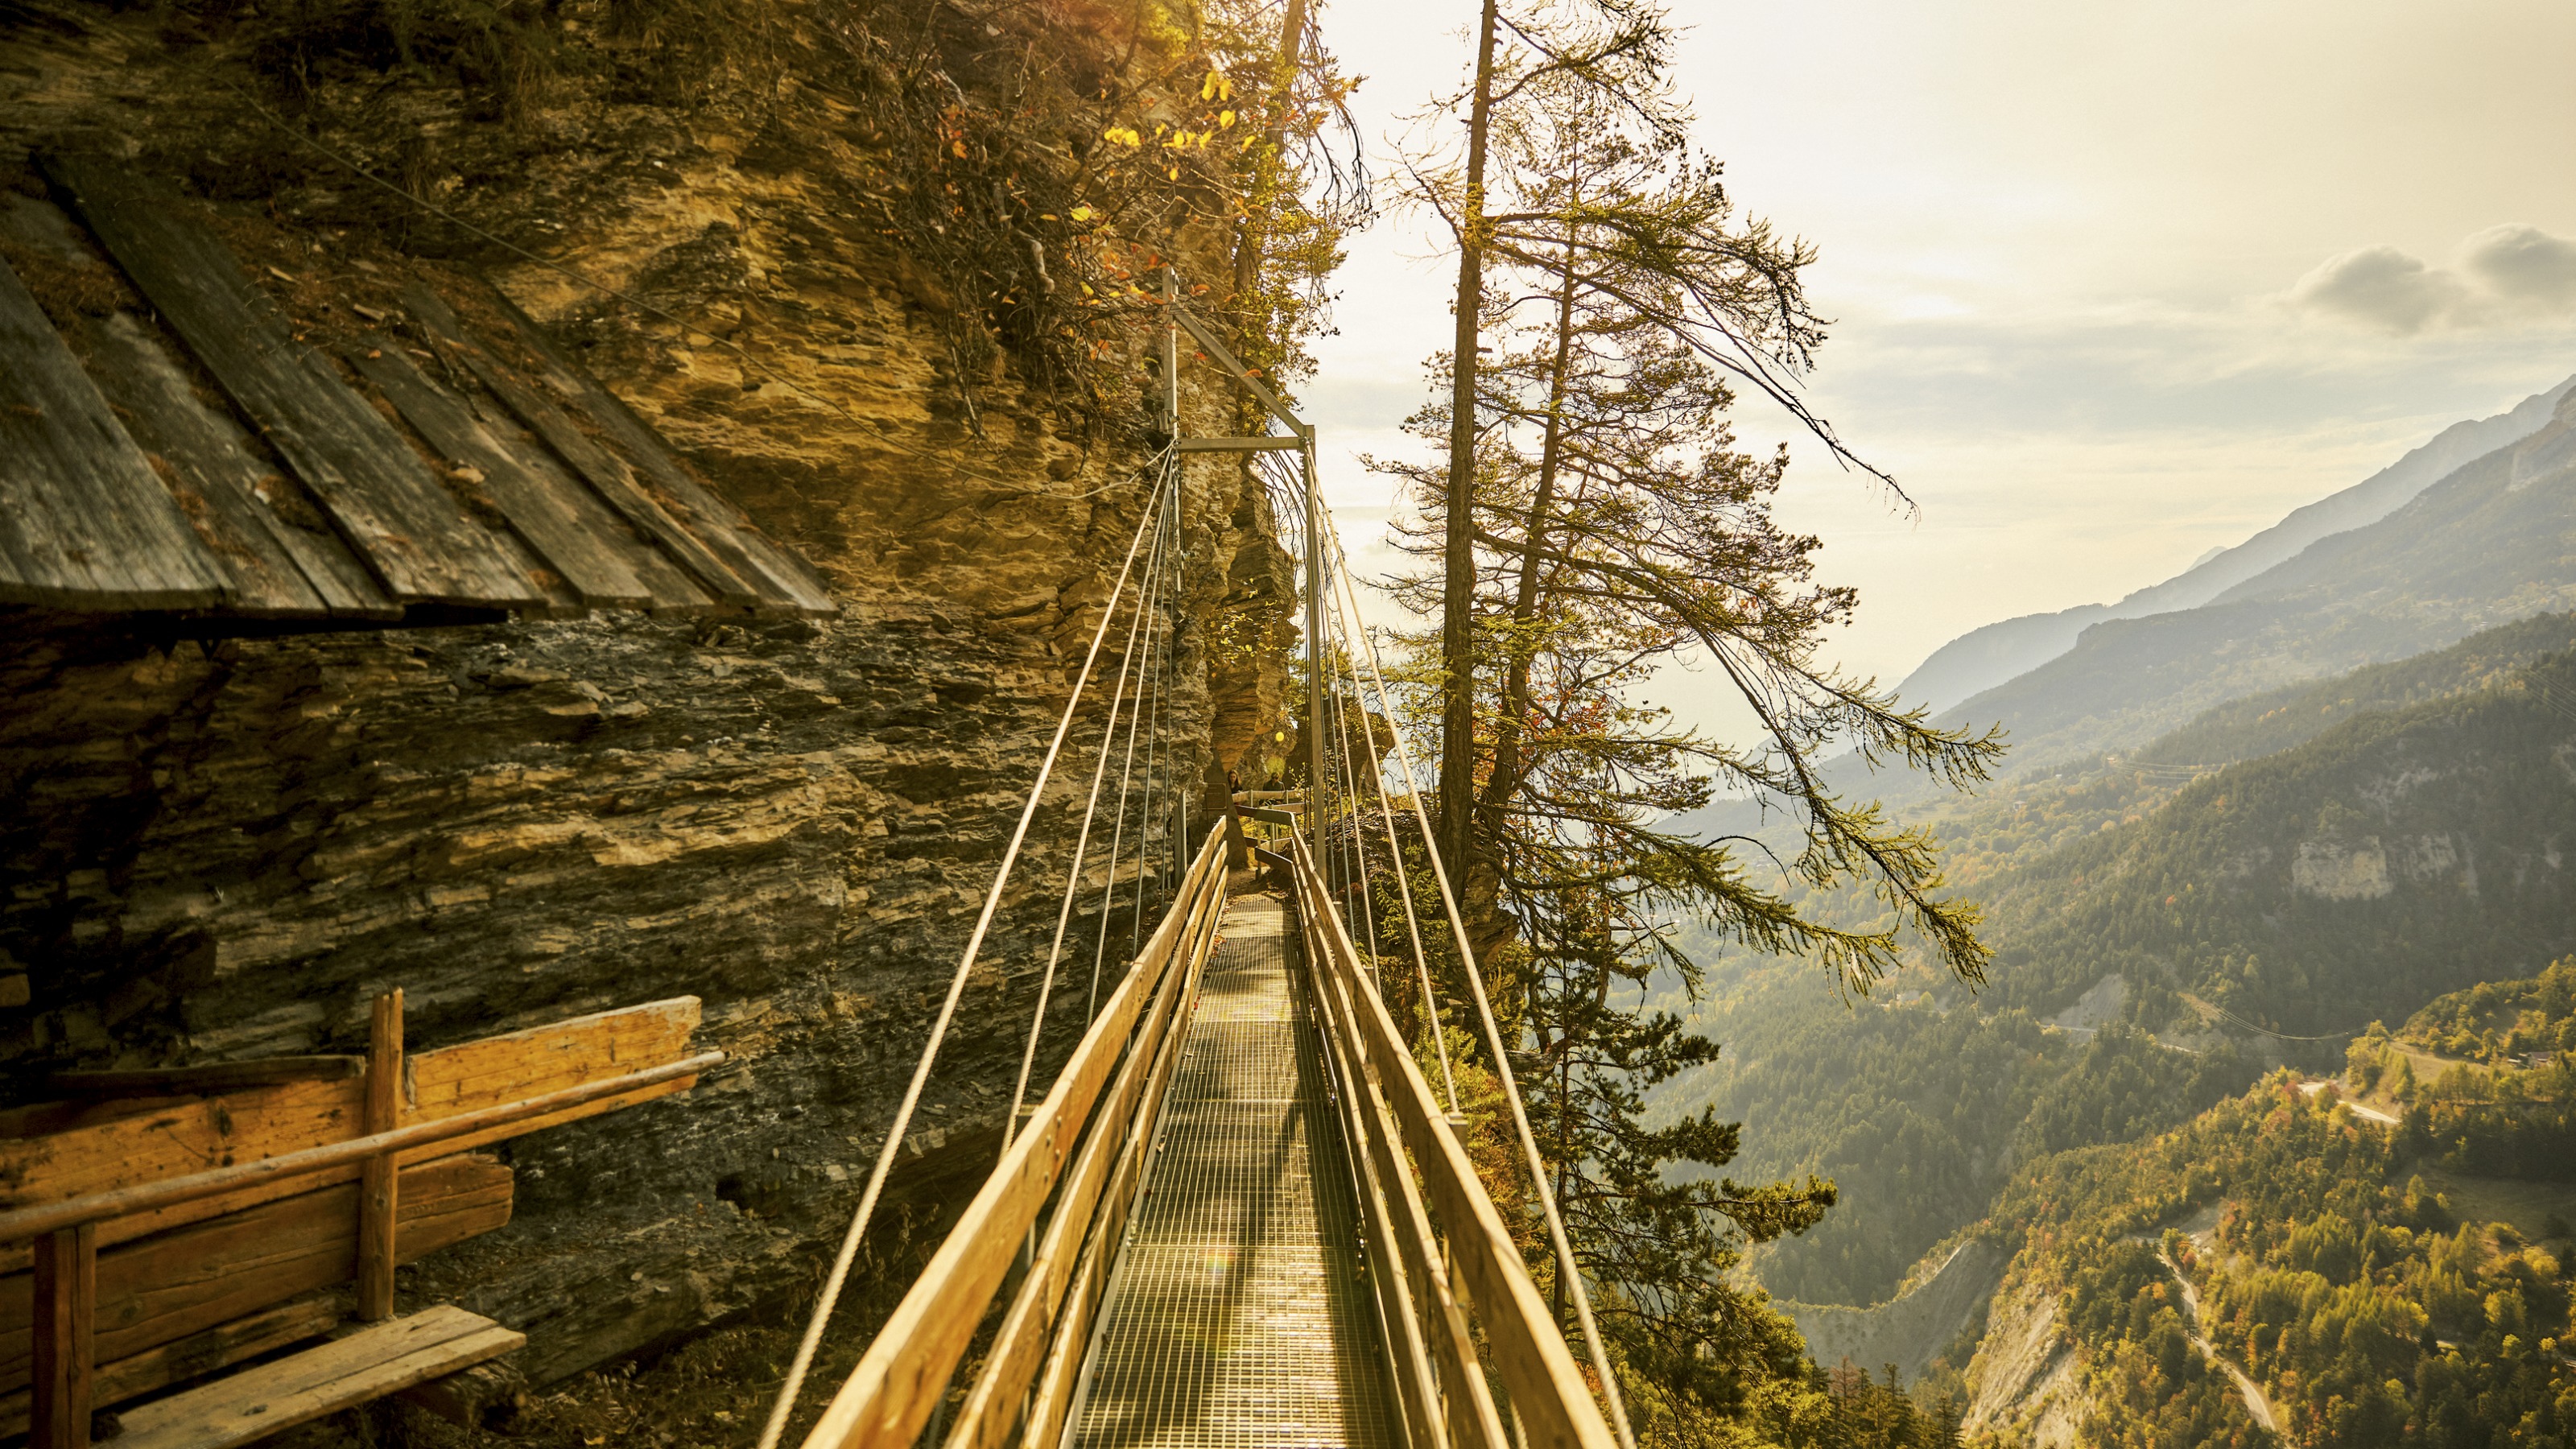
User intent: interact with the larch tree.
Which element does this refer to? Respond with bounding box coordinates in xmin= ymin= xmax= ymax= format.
xmin=1367 ymin=11 xmax=2007 ymax=1440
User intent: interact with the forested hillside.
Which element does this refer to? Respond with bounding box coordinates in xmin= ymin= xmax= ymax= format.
xmin=1660 ymin=639 xmax=2576 ymax=1310
xmin=2135 ymin=613 xmax=2576 ymax=770
xmin=1972 ymin=1079 xmax=2574 ymax=1449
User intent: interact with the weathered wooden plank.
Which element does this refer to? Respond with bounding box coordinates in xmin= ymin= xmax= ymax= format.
xmin=460 ymin=386 xmax=716 ymax=616
xmin=0 ymin=1294 xmax=344 ymax=1440
xmin=473 ymin=284 xmax=837 ymax=617
xmin=39 ymin=155 xmax=543 ymax=610
xmin=0 ymin=1155 xmax=511 ymax=1397
xmin=798 ymin=830 xmax=1227 ymax=1449
xmin=46 ymin=1058 xmax=361 ymax=1100
xmin=27 ymin=1224 xmax=92 ymax=1449
xmin=0 ymin=254 xmax=229 ymax=612
xmin=402 ymin=287 xmax=753 ymax=609
xmin=357 ymin=992 xmax=402 ymax=1323
xmin=109 ymin=1305 xmax=522 ymax=1449
xmin=349 ymin=341 xmax=665 ymax=611
xmin=78 ymin=309 xmax=396 ymax=620
xmin=0 ymin=998 xmax=700 ymax=1259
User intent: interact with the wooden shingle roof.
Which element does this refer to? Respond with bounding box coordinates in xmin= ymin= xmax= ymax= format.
xmin=0 ymin=155 xmax=834 ymax=626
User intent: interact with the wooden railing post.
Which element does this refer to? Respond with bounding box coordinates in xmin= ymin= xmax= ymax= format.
xmin=31 ymin=1221 xmax=97 ymax=1449
xmin=357 ymin=989 xmax=403 ymax=1321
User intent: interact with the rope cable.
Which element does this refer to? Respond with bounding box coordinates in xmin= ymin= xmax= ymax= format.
xmin=753 ymin=493 xmax=1163 ymax=1449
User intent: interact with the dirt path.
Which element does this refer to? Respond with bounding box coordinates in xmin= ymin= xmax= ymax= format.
xmin=2156 ymin=1248 xmax=2281 ymax=1434
xmin=2295 ymin=1079 xmax=2401 ymax=1125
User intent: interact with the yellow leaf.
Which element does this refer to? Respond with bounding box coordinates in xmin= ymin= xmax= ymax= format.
xmin=1219 ymin=109 xmax=1236 ymax=129
xmin=1201 ymin=70 xmax=1222 ymax=101
xmin=1071 ymin=204 xmax=1096 ymax=221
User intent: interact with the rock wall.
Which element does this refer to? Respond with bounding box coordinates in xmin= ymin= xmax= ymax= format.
xmin=0 ymin=0 xmax=1299 ymax=1385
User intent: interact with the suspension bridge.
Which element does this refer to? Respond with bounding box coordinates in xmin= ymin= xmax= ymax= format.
xmin=755 ymin=275 xmax=1633 ymax=1449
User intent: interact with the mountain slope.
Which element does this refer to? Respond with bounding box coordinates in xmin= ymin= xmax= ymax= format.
xmin=1897 ymin=376 xmax=2575 ymax=715
xmin=1942 ymin=386 xmax=2576 ymax=770
xmin=2135 ymin=611 xmax=2576 ymax=768
xmin=1663 ymin=642 xmax=2576 ymax=1308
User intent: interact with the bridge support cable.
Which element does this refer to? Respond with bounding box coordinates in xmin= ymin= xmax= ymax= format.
xmin=1087 ymin=460 xmax=1184 ymax=1019
xmin=1302 ymin=489 xmax=1642 ymax=1449
xmin=755 ymin=469 xmax=1174 ymax=1449
xmin=1005 ymin=458 xmax=1183 ymax=1158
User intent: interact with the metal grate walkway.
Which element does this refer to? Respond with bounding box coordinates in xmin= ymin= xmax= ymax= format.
xmin=1066 ymin=892 xmax=1402 ymax=1449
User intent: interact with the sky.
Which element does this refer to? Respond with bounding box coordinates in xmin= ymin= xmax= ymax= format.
xmin=1300 ymin=0 xmax=2576 ymax=712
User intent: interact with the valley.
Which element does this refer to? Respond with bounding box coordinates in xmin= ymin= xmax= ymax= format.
xmin=1662 ymin=387 xmax=2576 ymax=1445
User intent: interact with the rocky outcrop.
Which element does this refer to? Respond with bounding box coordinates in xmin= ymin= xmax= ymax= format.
xmin=0 ymin=0 xmax=1300 ymax=1386
xmin=1782 ymin=1238 xmax=2006 ymax=1382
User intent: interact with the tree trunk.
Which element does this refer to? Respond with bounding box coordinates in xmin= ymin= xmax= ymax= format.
xmin=1437 ymin=0 xmax=1501 ymax=882
xmin=1481 ymin=227 xmax=1580 ymax=828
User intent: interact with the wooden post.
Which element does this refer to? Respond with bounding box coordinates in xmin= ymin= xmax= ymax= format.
xmin=31 ymin=1221 xmax=96 ymax=1449
xmin=358 ymin=989 xmax=403 ymax=1321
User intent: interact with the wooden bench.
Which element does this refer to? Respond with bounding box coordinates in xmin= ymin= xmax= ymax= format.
xmin=110 ymin=1307 xmax=522 ymax=1449
xmin=2 ymin=993 xmax=721 ymax=1448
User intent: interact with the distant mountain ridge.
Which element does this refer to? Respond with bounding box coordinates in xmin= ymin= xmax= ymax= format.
xmin=1897 ymin=375 xmax=2576 ymax=715
xmin=1936 ymin=381 xmax=2576 ymax=771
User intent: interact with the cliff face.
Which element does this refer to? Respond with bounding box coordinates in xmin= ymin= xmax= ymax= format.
xmin=0 ymin=0 xmax=1298 ymax=1391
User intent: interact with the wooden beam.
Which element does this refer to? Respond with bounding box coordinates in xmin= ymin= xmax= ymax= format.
xmin=0 ymin=1052 xmax=716 ymax=1247
xmin=402 ymin=287 xmax=758 ymax=611
xmin=349 ymin=341 xmax=699 ymax=613
xmin=469 ymin=283 xmax=836 ymax=617
xmin=107 ymin=1305 xmax=522 ymax=1449
xmin=1290 ymin=840 xmax=1616 ymax=1449
xmin=940 ymin=861 xmax=1221 ymax=1449
xmin=0 ymin=1295 xmax=344 ymax=1440
xmin=44 ymin=1059 xmax=361 ymax=1100
xmin=1302 ymin=885 xmax=1508 ymax=1449
xmin=0 ymin=1155 xmax=511 ymax=1400
xmin=1012 ymin=877 xmax=1228 ymax=1449
xmin=72 ymin=305 xmax=391 ymax=620
xmin=0 ymin=254 xmax=229 ymax=613
xmin=357 ymin=991 xmax=402 ymax=1323
xmin=0 ymin=997 xmax=703 ymax=1260
xmin=27 ymin=1224 xmax=93 ymax=1449
xmin=39 ymin=154 xmax=544 ymax=610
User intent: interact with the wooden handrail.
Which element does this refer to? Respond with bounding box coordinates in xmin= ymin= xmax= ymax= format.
xmin=798 ymin=825 xmax=1231 ymax=1449
xmin=0 ymin=1051 xmax=723 ymax=1245
xmin=1287 ymin=836 xmax=1620 ymax=1449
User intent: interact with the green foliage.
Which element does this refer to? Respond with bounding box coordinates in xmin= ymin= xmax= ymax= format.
xmin=2401 ymin=957 xmax=2576 ymax=1066
xmin=1986 ymin=1080 xmax=2576 ymax=1449
xmin=1975 ymin=649 xmax=2576 ymax=1034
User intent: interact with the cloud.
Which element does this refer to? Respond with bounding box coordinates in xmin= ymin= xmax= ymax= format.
xmin=2288 ymin=246 xmax=2466 ymax=333
xmin=2289 ymin=225 xmax=2576 ymax=332
xmin=2460 ymin=224 xmax=2576 ymax=308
